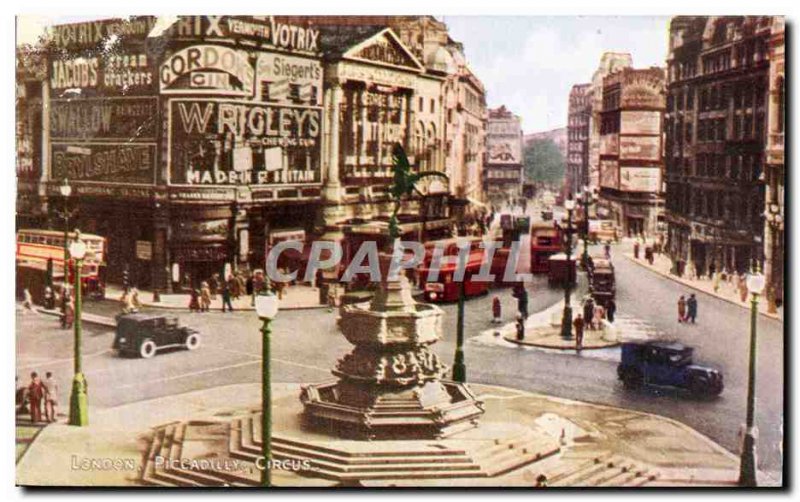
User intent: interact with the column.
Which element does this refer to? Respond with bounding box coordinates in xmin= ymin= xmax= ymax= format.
xmin=359 ymin=88 xmax=368 ymax=163
xmin=324 ymin=81 xmax=343 ymax=202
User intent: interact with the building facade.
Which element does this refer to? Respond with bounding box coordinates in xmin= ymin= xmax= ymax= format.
xmin=484 ymin=105 xmax=523 ymax=204
xmin=598 ymin=67 xmax=666 ymax=237
xmin=664 ymin=16 xmax=778 ymax=278
xmin=587 ymin=53 xmax=633 ymax=192
xmin=764 ymin=16 xmax=785 ymax=308
xmin=18 ymin=15 xmax=487 ymax=291
xmin=566 ymin=84 xmax=591 ymax=197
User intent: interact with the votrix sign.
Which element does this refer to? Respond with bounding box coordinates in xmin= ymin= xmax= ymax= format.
xmin=168 ymin=99 xmax=321 ymax=186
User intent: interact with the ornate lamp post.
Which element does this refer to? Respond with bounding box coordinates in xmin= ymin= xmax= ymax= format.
xmin=68 ymin=231 xmax=89 ymax=426
xmin=255 ymin=288 xmax=279 ymax=487
xmin=452 ymin=273 xmax=467 ymax=383
xmin=739 ymin=263 xmax=765 ymax=486
xmin=561 ymin=196 xmax=576 ymax=340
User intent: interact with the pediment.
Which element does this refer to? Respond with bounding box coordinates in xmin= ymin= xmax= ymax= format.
xmin=343 ymin=28 xmax=424 ymax=72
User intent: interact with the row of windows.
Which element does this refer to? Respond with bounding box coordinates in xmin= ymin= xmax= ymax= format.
xmin=670 ymin=35 xmax=769 ymax=82
xmin=669 ymin=80 xmax=766 ymax=114
xmin=667 ymin=153 xmax=762 ymax=182
xmin=666 ymin=184 xmax=763 ymax=224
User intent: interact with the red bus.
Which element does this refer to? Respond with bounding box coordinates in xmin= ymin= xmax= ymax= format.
xmin=16 ymin=229 xmax=107 ymax=301
xmin=530 ymin=222 xmax=563 ymax=274
xmin=418 ymin=237 xmax=489 ymax=302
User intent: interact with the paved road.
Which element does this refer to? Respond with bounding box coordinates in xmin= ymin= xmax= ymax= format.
xmin=16 ymin=239 xmax=783 ymax=480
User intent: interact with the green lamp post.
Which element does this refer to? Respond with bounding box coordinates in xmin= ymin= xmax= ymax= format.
xmin=68 ymin=231 xmax=89 ymax=426
xmin=255 ymin=287 xmax=279 ymax=487
xmin=739 ymin=263 xmax=765 ymax=486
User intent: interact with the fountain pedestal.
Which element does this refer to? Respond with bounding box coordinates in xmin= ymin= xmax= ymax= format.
xmin=301 ymin=266 xmax=484 ymax=440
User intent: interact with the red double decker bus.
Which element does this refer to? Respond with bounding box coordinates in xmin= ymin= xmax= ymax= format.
xmin=16 ymin=229 xmax=107 ymax=301
xmin=418 ymin=237 xmax=489 ymax=302
xmin=530 ymin=221 xmax=563 ymax=274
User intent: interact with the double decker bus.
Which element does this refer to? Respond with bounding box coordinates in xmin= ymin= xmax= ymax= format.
xmin=418 ymin=237 xmax=489 ymax=302
xmin=16 ymin=229 xmax=107 ymax=301
xmin=530 ymin=221 xmax=564 ymax=274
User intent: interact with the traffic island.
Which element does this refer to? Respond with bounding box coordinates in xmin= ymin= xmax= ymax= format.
xmin=15 ymin=382 xmax=744 ymax=487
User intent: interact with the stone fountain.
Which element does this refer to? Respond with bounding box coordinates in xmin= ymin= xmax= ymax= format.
xmin=300 ymin=256 xmax=484 ymax=440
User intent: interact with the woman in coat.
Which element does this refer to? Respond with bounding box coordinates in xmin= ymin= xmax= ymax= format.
xmin=677 ymin=295 xmax=687 ymax=323
xmin=200 ymin=282 xmax=211 ymax=312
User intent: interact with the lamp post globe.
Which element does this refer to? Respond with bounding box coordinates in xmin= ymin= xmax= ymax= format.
xmin=60 ymin=178 xmax=72 ymax=198
xmin=256 ymin=288 xmax=279 ymax=487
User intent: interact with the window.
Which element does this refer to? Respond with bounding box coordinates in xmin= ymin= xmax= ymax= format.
xmin=418 ymin=97 xmax=424 ymax=112
xmin=430 ymin=99 xmax=435 ymax=113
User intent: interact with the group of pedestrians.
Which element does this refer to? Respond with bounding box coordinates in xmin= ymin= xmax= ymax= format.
xmin=572 ymin=297 xmax=617 ymax=351
xmin=187 ymin=270 xmax=271 ymax=313
xmin=677 ymin=293 xmax=699 ymax=324
xmin=16 ymin=372 xmax=59 ymax=423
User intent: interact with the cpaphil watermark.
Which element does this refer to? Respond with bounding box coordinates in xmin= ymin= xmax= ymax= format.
xmin=266 ymin=238 xmax=534 ymax=284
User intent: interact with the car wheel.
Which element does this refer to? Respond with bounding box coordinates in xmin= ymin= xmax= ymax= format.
xmin=185 ymin=333 xmax=201 ymax=351
xmin=689 ymin=376 xmax=710 ymax=397
xmin=139 ymin=339 xmax=157 ymax=359
xmin=622 ymin=368 xmax=643 ymax=389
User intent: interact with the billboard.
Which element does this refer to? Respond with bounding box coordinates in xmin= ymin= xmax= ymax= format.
xmin=620 ymin=136 xmax=661 ymax=161
xmin=49 ymin=52 xmax=156 ymax=96
xmin=599 ymin=159 xmax=619 ymax=189
xmin=487 ymin=137 xmax=521 ymax=164
xmin=49 ymin=97 xmax=158 ymax=142
xmin=620 ymin=110 xmax=661 ymax=135
xmin=619 ymin=167 xmax=660 ymax=192
xmin=168 ymin=99 xmax=322 ymax=186
xmin=600 ymin=134 xmax=618 ymax=156
xmin=50 ymin=143 xmax=157 ymax=184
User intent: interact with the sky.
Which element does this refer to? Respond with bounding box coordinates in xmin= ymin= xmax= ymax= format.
xmin=18 ymin=15 xmax=670 ymax=135
xmin=443 ymin=16 xmax=670 ymax=134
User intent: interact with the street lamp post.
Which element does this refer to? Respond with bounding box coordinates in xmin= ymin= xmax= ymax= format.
xmin=452 ymin=279 xmax=466 ymax=383
xmin=765 ymin=203 xmax=782 ymax=314
xmin=255 ymin=288 xmax=279 ymax=487
xmin=68 ymin=231 xmax=89 ymax=426
xmin=739 ymin=263 xmax=765 ymax=486
xmin=59 ymin=179 xmax=72 ymax=314
xmin=561 ymin=197 xmax=576 ymax=340
xmin=579 ymin=187 xmax=597 ymax=269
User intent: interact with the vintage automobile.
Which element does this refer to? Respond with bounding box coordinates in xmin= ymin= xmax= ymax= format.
xmin=588 ymin=219 xmax=620 ymax=243
xmin=617 ymin=341 xmax=723 ymax=396
xmin=547 ymin=253 xmax=576 ymax=286
xmin=588 ymin=258 xmax=616 ymax=307
xmin=113 ymin=313 xmax=201 ymax=359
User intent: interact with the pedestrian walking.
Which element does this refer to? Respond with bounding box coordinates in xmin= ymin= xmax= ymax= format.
xmin=678 ymin=295 xmax=687 ymax=323
xmin=645 ymin=246 xmax=654 ymax=265
xmin=605 ymin=298 xmax=616 ymax=323
xmin=687 ymin=294 xmax=698 ymax=324
xmin=738 ymin=274 xmax=748 ymax=302
xmin=604 ymin=242 xmax=611 ymax=259
xmin=515 ymin=314 xmax=525 ymax=341
xmin=130 ymin=287 xmax=142 ymax=312
xmin=16 ymin=376 xmax=28 ymax=416
xmin=582 ymin=297 xmax=595 ymax=330
xmin=23 ymin=288 xmax=34 ymax=311
xmin=27 ymin=372 xmax=44 ymax=423
xmin=633 ymin=241 xmax=640 ymax=259
xmin=64 ymin=298 xmax=75 ymax=329
xmin=593 ymin=303 xmax=606 ymax=330
xmin=713 ymin=270 xmax=721 ymax=293
xmin=513 ymin=284 xmax=529 ymax=320
xmin=60 ymin=289 xmax=71 ymax=329
xmin=221 ymin=278 xmax=234 ymax=312
xmin=209 ymin=274 xmax=219 ymax=300
xmin=188 ymin=288 xmax=200 ymax=312
xmin=492 ymin=295 xmax=502 ymax=324
xmin=43 ymin=371 xmax=59 ymax=423
xmin=200 ymin=281 xmax=211 ymax=312
xmin=573 ymin=314 xmax=584 ymax=352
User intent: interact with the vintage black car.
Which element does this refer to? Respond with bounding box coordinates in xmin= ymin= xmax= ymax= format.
xmin=113 ymin=313 xmax=201 ymax=358
xmin=617 ymin=341 xmax=723 ymax=396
